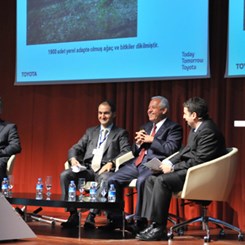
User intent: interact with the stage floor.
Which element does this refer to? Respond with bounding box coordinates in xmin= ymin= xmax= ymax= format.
xmin=1 ymin=210 xmax=244 ymax=245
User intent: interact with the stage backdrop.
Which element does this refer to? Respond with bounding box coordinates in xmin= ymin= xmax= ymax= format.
xmin=0 ymin=0 xmax=245 ymax=230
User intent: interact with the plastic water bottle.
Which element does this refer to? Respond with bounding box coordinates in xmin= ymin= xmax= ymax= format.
xmin=68 ymin=180 xmax=76 ymax=201
xmin=108 ymin=184 xmax=116 ymax=202
xmin=36 ymin=177 xmax=43 ymax=200
xmin=89 ymin=182 xmax=97 ymax=201
xmin=1 ymin=177 xmax=9 ymax=197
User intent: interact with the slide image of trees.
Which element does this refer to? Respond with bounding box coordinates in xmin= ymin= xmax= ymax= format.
xmin=27 ymin=0 xmax=137 ymax=45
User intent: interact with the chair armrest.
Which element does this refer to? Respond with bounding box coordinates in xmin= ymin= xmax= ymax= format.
xmin=7 ymin=155 xmax=16 ymax=176
xmin=115 ymin=151 xmax=134 ymax=172
xmin=128 ymin=179 xmax=137 ymax=188
xmin=64 ymin=161 xmax=70 ymax=170
xmin=166 ymin=151 xmax=179 ymax=160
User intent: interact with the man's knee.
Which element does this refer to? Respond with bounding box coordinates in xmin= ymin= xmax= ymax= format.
xmin=60 ymin=170 xmax=68 ymax=182
xmin=108 ymin=175 xmax=116 ymax=185
xmin=137 ymin=172 xmax=152 ymax=187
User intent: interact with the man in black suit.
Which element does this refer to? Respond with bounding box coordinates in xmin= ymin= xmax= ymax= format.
xmin=137 ymin=97 xmax=227 ymax=241
xmin=60 ymin=100 xmax=131 ymax=228
xmin=0 ymin=97 xmax=21 ymax=184
xmin=99 ymin=96 xmax=183 ymax=232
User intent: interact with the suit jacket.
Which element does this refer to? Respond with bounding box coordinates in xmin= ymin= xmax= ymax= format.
xmin=0 ymin=120 xmax=22 ymax=166
xmin=170 ymin=118 xmax=227 ymax=178
xmin=68 ymin=124 xmax=131 ymax=168
xmin=132 ymin=118 xmax=183 ymax=161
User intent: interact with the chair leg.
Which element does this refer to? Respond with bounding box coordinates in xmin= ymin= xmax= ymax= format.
xmin=125 ymin=213 xmax=135 ymax=223
xmin=168 ymin=212 xmax=185 ymax=224
xmin=15 ymin=206 xmax=67 ymax=225
xmin=168 ymin=215 xmax=204 ymax=237
xmin=168 ymin=216 xmax=210 ymax=242
xmin=207 ymin=216 xmax=243 ymax=240
xmin=168 ymin=215 xmax=177 ymax=225
xmin=168 ymin=215 xmax=244 ymax=242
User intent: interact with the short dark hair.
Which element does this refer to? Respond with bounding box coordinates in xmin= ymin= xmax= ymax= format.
xmin=99 ymin=100 xmax=116 ymax=113
xmin=183 ymin=97 xmax=209 ymax=120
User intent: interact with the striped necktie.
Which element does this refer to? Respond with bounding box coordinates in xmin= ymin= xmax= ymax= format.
xmin=135 ymin=124 xmax=157 ymax=166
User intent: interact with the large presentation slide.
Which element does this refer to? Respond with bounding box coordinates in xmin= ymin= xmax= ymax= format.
xmin=15 ymin=0 xmax=209 ymax=85
xmin=226 ymin=0 xmax=245 ymax=77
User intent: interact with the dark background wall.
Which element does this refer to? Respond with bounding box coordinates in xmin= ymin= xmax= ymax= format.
xmin=1 ymin=0 xmax=245 ymax=229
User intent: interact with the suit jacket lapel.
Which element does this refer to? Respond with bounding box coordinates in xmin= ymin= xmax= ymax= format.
xmin=92 ymin=127 xmax=100 ymax=149
xmin=155 ymin=118 xmax=170 ymax=136
xmin=144 ymin=122 xmax=153 ymax=135
xmin=182 ymin=125 xmax=203 ymax=154
xmin=189 ymin=121 xmax=206 ymax=143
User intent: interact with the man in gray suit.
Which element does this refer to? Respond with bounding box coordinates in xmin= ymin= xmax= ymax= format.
xmin=0 ymin=97 xmax=21 ymax=185
xmin=60 ymin=100 xmax=131 ymax=228
xmin=137 ymin=97 xmax=227 ymax=241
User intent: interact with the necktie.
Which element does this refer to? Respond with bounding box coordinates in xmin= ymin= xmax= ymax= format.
xmin=91 ymin=129 xmax=108 ymax=172
xmin=98 ymin=129 xmax=108 ymax=147
xmin=135 ymin=124 xmax=157 ymax=166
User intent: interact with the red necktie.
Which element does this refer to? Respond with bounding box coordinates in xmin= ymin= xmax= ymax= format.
xmin=135 ymin=124 xmax=157 ymax=166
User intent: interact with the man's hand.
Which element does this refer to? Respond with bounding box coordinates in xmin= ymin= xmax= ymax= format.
xmin=70 ymin=157 xmax=80 ymax=167
xmin=159 ymin=162 xmax=172 ymax=173
xmin=159 ymin=159 xmax=173 ymax=174
xmin=135 ymin=129 xmax=146 ymax=145
xmin=98 ymin=162 xmax=113 ymax=175
xmin=135 ymin=129 xmax=154 ymax=145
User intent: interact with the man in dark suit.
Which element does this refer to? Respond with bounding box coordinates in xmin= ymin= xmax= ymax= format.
xmin=60 ymin=100 xmax=131 ymax=228
xmin=100 ymin=96 xmax=183 ymax=232
xmin=0 ymin=97 xmax=21 ymax=184
xmin=137 ymin=97 xmax=227 ymax=241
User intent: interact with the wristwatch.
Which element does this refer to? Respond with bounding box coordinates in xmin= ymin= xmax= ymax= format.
xmin=110 ymin=159 xmax=116 ymax=168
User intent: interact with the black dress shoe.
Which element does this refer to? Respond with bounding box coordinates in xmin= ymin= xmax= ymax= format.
xmin=84 ymin=213 xmax=96 ymax=230
xmin=61 ymin=212 xmax=79 ymax=228
xmin=135 ymin=222 xmax=156 ymax=238
xmin=126 ymin=218 xmax=148 ymax=235
xmin=98 ymin=219 xmax=122 ymax=231
xmin=137 ymin=225 xmax=168 ymax=241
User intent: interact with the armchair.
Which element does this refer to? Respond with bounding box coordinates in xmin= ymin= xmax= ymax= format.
xmin=167 ymin=147 xmax=243 ymax=242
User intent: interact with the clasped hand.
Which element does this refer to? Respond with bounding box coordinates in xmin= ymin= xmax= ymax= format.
xmin=135 ymin=129 xmax=154 ymax=145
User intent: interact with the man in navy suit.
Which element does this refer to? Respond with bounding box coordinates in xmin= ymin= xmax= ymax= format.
xmin=60 ymin=100 xmax=131 ymax=228
xmin=100 ymin=96 xmax=183 ymax=231
xmin=137 ymin=97 xmax=227 ymax=241
xmin=0 ymin=97 xmax=21 ymax=185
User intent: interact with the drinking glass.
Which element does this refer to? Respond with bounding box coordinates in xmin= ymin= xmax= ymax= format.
xmin=45 ymin=176 xmax=52 ymax=197
xmin=100 ymin=180 xmax=108 ymax=202
xmin=78 ymin=178 xmax=86 ymax=200
xmin=8 ymin=175 xmax=14 ymax=195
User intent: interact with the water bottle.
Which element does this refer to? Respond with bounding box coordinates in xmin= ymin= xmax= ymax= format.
xmin=1 ymin=177 xmax=9 ymax=197
xmin=36 ymin=177 xmax=43 ymax=200
xmin=68 ymin=180 xmax=76 ymax=201
xmin=108 ymin=184 xmax=116 ymax=202
xmin=89 ymin=182 xmax=97 ymax=201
